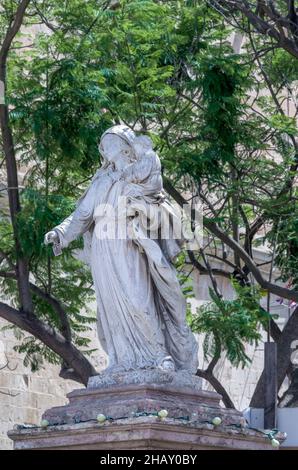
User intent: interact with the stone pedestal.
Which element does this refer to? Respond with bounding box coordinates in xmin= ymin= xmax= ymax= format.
xmin=8 ymin=370 xmax=282 ymax=450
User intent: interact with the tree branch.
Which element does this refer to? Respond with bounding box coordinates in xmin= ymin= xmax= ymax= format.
xmin=187 ymin=250 xmax=232 ymax=279
xmin=250 ymin=306 xmax=298 ymax=407
xmin=0 ymin=0 xmax=31 ymax=64
xmin=199 ymin=249 xmax=223 ymax=299
xmin=29 ymin=284 xmax=72 ymax=343
xmin=0 ymin=301 xmax=97 ymax=386
xmin=0 ymin=270 xmax=72 ymax=342
xmin=209 ymin=0 xmax=298 ymax=59
xmin=196 ymin=368 xmax=235 ymax=408
xmin=164 ymin=177 xmax=298 ymax=302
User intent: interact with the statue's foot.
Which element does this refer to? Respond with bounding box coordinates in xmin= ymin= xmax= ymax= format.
xmin=158 ymin=356 xmax=175 ymax=371
xmin=101 ymin=358 xmax=176 ymax=375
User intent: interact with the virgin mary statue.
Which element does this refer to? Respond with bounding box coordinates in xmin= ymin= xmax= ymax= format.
xmin=45 ymin=125 xmax=198 ymax=375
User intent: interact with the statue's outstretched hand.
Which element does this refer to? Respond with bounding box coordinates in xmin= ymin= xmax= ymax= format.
xmin=44 ymin=230 xmax=59 ymax=245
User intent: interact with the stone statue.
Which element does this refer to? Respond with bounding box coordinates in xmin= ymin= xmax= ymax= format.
xmin=44 ymin=125 xmax=198 ymax=375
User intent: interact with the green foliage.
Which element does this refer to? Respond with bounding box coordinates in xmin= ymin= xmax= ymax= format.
xmin=14 ymin=337 xmax=61 ymax=372
xmin=268 ymin=115 xmax=297 ymax=136
xmin=267 ymin=203 xmax=298 ymax=291
xmin=16 ymin=189 xmax=75 ymax=259
xmin=196 ymin=55 xmax=251 ymax=176
xmin=190 ymin=282 xmax=271 ymax=368
xmin=0 ymin=0 xmax=297 ymax=375
xmin=9 ymin=55 xmax=112 ymax=185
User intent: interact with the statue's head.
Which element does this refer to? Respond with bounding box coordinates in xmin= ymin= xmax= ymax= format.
xmin=98 ymin=125 xmax=136 ymax=167
xmin=98 ymin=125 xmax=154 ymax=168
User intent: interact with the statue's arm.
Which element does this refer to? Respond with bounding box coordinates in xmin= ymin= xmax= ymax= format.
xmin=44 ymin=184 xmax=95 ymax=253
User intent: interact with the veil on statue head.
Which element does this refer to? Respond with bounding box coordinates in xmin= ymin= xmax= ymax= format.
xmin=99 ymin=125 xmax=154 ymax=164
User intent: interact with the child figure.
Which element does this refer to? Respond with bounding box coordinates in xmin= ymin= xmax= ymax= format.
xmin=121 ymin=135 xmax=164 ymax=199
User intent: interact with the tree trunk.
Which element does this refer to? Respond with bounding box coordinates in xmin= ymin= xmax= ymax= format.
xmin=0 ymin=0 xmax=33 ymax=313
xmin=196 ymin=369 xmax=235 ymax=408
xmin=250 ymin=307 xmax=298 ymax=407
xmin=0 ymin=103 xmax=33 ymax=312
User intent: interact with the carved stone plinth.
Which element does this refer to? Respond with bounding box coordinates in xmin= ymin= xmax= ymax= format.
xmin=8 ymin=370 xmax=281 ymax=450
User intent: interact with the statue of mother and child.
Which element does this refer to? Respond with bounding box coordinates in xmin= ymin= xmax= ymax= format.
xmin=45 ymin=125 xmax=198 ymax=377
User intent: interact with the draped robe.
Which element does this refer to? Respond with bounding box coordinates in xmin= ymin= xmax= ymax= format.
xmin=54 ymin=165 xmax=198 ymax=373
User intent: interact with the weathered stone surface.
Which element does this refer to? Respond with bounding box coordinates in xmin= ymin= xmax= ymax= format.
xmin=8 ymin=417 xmax=279 ymax=450
xmin=87 ymin=368 xmax=202 ymax=391
xmin=8 ymin=369 xmax=284 ymax=450
xmin=41 ymin=369 xmax=242 ymax=427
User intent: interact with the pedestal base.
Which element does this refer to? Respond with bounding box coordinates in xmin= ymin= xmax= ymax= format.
xmin=8 ymin=370 xmax=281 ymax=450
xmin=9 ymin=416 xmax=278 ymax=450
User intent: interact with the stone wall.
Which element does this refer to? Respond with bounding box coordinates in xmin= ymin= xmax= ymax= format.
xmin=0 ymin=319 xmax=77 ymax=449
xmin=0 ymin=316 xmax=106 ymax=450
